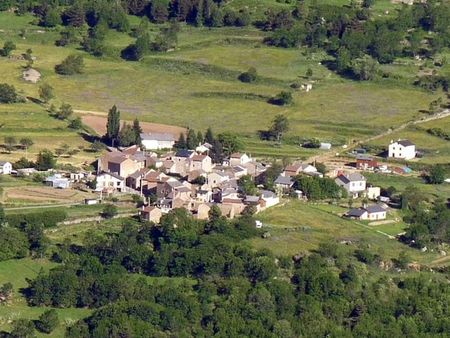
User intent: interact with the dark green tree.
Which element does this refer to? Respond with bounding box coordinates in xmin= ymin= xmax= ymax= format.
xmin=1 ymin=40 xmax=16 ymax=56
xmin=36 ymin=309 xmax=59 ymax=333
xmin=132 ymin=118 xmax=143 ymax=145
xmin=106 ymin=105 xmax=121 ymax=146
xmin=10 ymin=319 xmax=36 ymax=338
xmin=102 ymin=204 xmax=118 ymax=219
xmin=175 ymin=133 xmax=187 ymax=150
xmin=428 ymin=165 xmax=445 ymax=184
xmin=270 ymin=114 xmax=289 ymax=142
xmin=38 ymin=83 xmax=54 ymax=103
xmin=35 ymin=149 xmax=56 ymax=170
xmin=55 ymin=54 xmax=84 ymax=75
xmin=119 ymin=123 xmax=136 ymax=147
xmin=186 ymin=129 xmax=198 ymax=149
xmin=0 ymin=83 xmax=18 ymax=103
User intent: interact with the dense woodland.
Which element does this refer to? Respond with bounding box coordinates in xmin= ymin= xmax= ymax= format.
xmin=7 ymin=208 xmax=443 ymax=337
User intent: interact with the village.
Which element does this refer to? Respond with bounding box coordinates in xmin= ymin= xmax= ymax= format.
xmin=0 ymin=132 xmax=424 ymax=226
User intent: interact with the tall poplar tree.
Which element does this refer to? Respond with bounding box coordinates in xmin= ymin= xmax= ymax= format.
xmin=106 ymin=105 xmax=120 ymax=146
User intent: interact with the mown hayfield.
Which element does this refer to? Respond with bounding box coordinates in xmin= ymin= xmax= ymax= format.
xmin=2 ymin=185 xmax=96 ymax=205
xmin=249 ymin=201 xmax=439 ymax=264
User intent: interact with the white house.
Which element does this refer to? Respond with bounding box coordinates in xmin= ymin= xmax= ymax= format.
xmin=388 ymin=139 xmax=416 ymax=160
xmin=260 ymin=190 xmax=280 ymax=208
xmin=335 ymin=172 xmax=366 ymax=198
xmin=346 ymin=204 xmax=386 ymax=221
xmin=96 ymin=172 xmax=125 ymax=192
xmin=0 ymin=161 xmax=12 ymax=175
xmin=366 ymin=186 xmax=381 ymax=200
xmin=229 ymin=153 xmax=251 ymax=166
xmin=140 ymin=133 xmax=176 ymax=150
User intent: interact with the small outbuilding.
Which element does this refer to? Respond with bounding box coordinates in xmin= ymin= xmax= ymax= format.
xmin=45 ymin=174 xmax=70 ymax=189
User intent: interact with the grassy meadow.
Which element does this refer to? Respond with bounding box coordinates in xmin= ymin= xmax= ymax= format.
xmin=250 ymin=201 xmax=441 ymax=265
xmin=366 ymin=116 xmax=450 ymax=165
xmin=0 ymin=8 xmax=445 ymax=160
xmin=0 ymin=258 xmax=91 ymax=337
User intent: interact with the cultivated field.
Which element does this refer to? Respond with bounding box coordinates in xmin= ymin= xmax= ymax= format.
xmin=1 ymin=185 xmax=96 ymax=206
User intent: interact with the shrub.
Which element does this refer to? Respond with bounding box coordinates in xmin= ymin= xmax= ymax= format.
xmin=36 ymin=309 xmax=59 ymax=333
xmin=6 ymin=209 xmax=67 ymax=228
xmin=0 ymin=83 xmax=19 ymax=103
xmin=102 ymin=204 xmax=118 ymax=219
xmin=238 ymin=67 xmax=257 ymax=83
xmin=268 ymin=91 xmax=293 ymax=106
xmin=55 ymin=54 xmax=84 ymax=75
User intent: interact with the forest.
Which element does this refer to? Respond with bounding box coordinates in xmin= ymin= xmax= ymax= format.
xmin=10 ymin=208 xmax=447 ymax=337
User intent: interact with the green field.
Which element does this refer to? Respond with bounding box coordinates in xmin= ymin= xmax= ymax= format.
xmin=0 ymin=258 xmax=91 ymax=337
xmin=366 ymin=116 xmax=450 ymax=165
xmin=0 ymin=9 xmax=444 ymax=160
xmin=250 ymin=201 xmax=440 ymax=265
xmin=364 ymin=172 xmax=450 ymax=200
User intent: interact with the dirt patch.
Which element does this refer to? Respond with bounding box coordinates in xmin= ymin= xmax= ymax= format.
xmin=79 ymin=112 xmax=186 ymax=137
xmin=22 ymin=68 xmax=41 ymax=83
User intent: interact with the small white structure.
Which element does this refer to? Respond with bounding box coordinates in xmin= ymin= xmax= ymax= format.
xmin=85 ymin=198 xmax=99 ymax=205
xmin=140 ymin=133 xmax=176 ymax=150
xmin=319 ymin=142 xmax=332 ymax=150
xmin=366 ymin=186 xmax=381 ymax=200
xmin=0 ymin=161 xmax=12 ymax=175
xmin=45 ymin=174 xmax=71 ymax=189
xmin=229 ymin=153 xmax=251 ymax=166
xmin=388 ymin=139 xmax=416 ymax=160
xmin=255 ymin=220 xmax=263 ymax=229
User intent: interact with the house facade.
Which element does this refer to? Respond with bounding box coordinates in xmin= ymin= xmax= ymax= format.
xmin=140 ymin=133 xmax=176 ymax=150
xmin=96 ymin=172 xmax=125 ymax=192
xmin=335 ymin=173 xmax=366 ymax=198
xmin=0 ymin=161 xmax=12 ymax=175
xmin=388 ymin=140 xmax=416 ymax=160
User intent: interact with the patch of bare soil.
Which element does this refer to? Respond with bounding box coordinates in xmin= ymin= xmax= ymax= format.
xmin=79 ymin=112 xmax=186 ymax=137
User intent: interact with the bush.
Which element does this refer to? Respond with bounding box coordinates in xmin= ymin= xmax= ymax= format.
xmin=427 ymin=165 xmax=445 ymax=184
xmin=0 ymin=40 xmax=16 ymax=57
xmin=268 ymin=91 xmax=293 ymax=106
xmin=0 ymin=83 xmax=19 ymax=103
xmin=36 ymin=309 xmax=59 ymax=333
xmin=102 ymin=204 xmax=118 ymax=219
xmin=238 ymin=67 xmax=257 ymax=83
xmin=55 ymin=54 xmax=84 ymax=75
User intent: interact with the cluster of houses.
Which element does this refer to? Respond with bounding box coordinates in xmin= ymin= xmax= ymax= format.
xmin=0 ymin=137 xmax=418 ymax=225
xmin=351 ymin=139 xmax=417 ymax=175
xmin=94 ymin=143 xmax=282 ymax=222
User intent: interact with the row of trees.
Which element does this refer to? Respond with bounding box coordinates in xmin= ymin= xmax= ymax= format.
xmin=23 ymin=0 xmax=250 ymax=30
xmin=175 ymin=126 xmax=244 ymax=163
xmin=105 ymin=105 xmax=142 ymax=147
